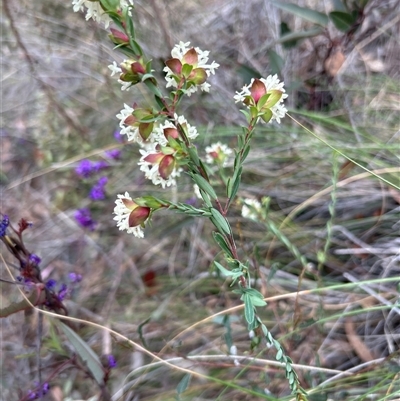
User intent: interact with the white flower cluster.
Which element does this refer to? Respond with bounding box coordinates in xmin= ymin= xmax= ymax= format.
xmin=241 ymin=198 xmax=262 ymax=220
xmin=113 ymin=192 xmax=144 ymax=238
xmin=151 ymin=114 xmax=198 ymax=146
xmin=234 ymin=74 xmax=288 ymax=124
xmin=205 ymin=142 xmax=233 ymax=167
xmin=164 ymin=41 xmax=219 ymax=96
xmin=72 ymin=0 xmax=133 ymax=28
xmin=116 ymin=103 xmax=143 ymax=143
xmin=108 ymin=61 xmax=132 ymax=91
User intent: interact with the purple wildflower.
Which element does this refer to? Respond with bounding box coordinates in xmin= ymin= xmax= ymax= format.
xmin=185 ymin=197 xmax=197 ymax=206
xmin=93 ymin=160 xmax=108 ymax=172
xmin=46 ymin=279 xmax=57 ymax=290
xmin=0 ymin=215 xmax=9 ymax=236
xmin=75 ymin=159 xmax=94 ymax=178
xmin=105 ymin=149 xmax=121 ymax=160
xmin=113 ymin=130 xmax=124 ymax=142
xmin=42 ymin=382 xmax=50 ymax=394
xmin=29 ymin=254 xmax=41 ymax=265
xmin=57 ymin=283 xmax=68 ymax=301
xmin=74 ymin=208 xmax=97 ymax=230
xmin=27 ymin=389 xmax=37 ymax=400
xmin=89 ymin=176 xmax=108 ymax=200
xmin=68 ymin=272 xmax=82 ymax=283
xmin=108 ymin=354 xmax=117 ymax=369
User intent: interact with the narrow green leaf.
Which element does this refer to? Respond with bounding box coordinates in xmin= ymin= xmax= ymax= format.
xmin=329 ymin=11 xmax=355 ymax=31
xmin=210 ymin=208 xmax=231 ymax=235
xmin=192 ymin=174 xmax=217 ymax=200
xmin=280 ymin=22 xmax=298 ymax=48
xmin=213 ymin=232 xmax=234 ymax=258
xmin=214 ymin=261 xmax=234 ymax=277
xmin=244 ymin=294 xmax=255 ymax=325
xmin=272 ymin=2 xmax=329 ymax=26
xmin=176 ymin=373 xmax=191 ymax=395
xmin=276 ymin=348 xmax=283 ymax=360
xmin=56 ymin=321 xmax=105 ymax=385
xmin=267 ymin=49 xmax=284 ymax=75
xmin=278 ymin=27 xmax=323 ymax=44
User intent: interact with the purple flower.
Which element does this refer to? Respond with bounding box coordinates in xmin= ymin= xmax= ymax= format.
xmin=0 ymin=215 xmax=9 ymax=237
xmin=74 ymin=208 xmax=97 ymax=230
xmin=27 ymin=389 xmax=37 ymax=400
xmin=68 ymin=272 xmax=82 ymax=283
xmin=29 ymin=253 xmax=41 ymax=265
xmin=42 ymin=382 xmax=50 ymax=394
xmin=57 ymin=283 xmax=68 ymax=301
xmin=185 ymin=197 xmax=197 ymax=206
xmin=46 ymin=279 xmax=57 ymax=290
xmin=89 ymin=176 xmax=108 ymax=200
xmin=75 ymin=160 xmax=108 ymax=178
xmin=108 ymin=354 xmax=117 ymax=369
xmin=75 ymin=159 xmax=94 ymax=178
xmin=105 ymin=149 xmax=121 ymax=160
xmin=93 ymin=160 xmax=108 ymax=172
xmin=113 ymin=130 xmax=124 ymax=142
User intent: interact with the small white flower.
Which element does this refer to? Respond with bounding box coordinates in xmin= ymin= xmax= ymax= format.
xmin=108 ymin=61 xmax=122 ymax=77
xmin=241 ymin=198 xmax=262 ymax=220
xmin=113 ymin=192 xmax=145 ymax=238
xmin=193 ymin=184 xmax=202 ymax=199
xmin=118 ymin=79 xmax=132 ymax=91
xmin=234 ymin=74 xmax=288 ymax=124
xmin=205 ymin=142 xmax=233 ymax=167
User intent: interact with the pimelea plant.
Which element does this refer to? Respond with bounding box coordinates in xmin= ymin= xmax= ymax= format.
xmin=70 ymin=0 xmax=308 ymax=399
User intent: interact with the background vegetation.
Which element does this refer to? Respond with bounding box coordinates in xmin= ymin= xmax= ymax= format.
xmin=1 ymin=0 xmax=399 ymax=400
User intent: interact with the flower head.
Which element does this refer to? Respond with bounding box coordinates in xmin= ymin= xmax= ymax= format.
xmin=69 ymin=272 xmax=83 ymax=283
xmin=108 ymin=354 xmax=117 ymax=369
xmin=138 ymin=144 xmax=181 ymax=188
xmin=0 ymin=215 xmax=9 ymax=237
xmin=164 ymin=41 xmax=219 ymax=96
xmin=74 ymin=208 xmax=97 ymax=230
xmin=113 ymin=192 xmax=151 ymax=237
xmin=75 ymin=159 xmax=108 ymax=178
xmin=205 ymin=142 xmax=233 ymax=167
xmin=89 ymin=176 xmax=108 ymax=200
xmin=72 ymin=0 xmax=134 ymax=28
xmin=116 ymin=104 xmax=155 ymax=145
xmin=152 ymin=114 xmax=198 ymax=147
xmin=234 ymin=75 xmax=288 ymax=123
xmin=241 ymin=198 xmax=262 ymax=220
xmin=105 ymin=149 xmax=122 ymax=160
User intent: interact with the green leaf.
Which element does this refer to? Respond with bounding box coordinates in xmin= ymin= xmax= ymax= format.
xmin=176 ymin=373 xmax=191 ymax=395
xmin=56 ymin=321 xmax=105 ymax=385
xmin=272 ymin=2 xmax=329 ymax=26
xmin=210 ymin=208 xmax=231 ymax=235
xmin=276 ymin=347 xmax=283 ymax=360
xmin=214 ymin=261 xmax=234 ymax=277
xmin=280 ymin=22 xmax=298 ymax=48
xmin=227 ymin=166 xmax=242 ymax=201
xmin=260 ymin=109 xmax=273 ymax=123
xmin=329 ymin=11 xmax=355 ymax=31
xmin=278 ymin=27 xmax=323 ymax=44
xmin=191 ymin=174 xmax=217 ymax=200
xmin=213 ymin=232 xmax=234 ymax=258
xmin=243 ymin=294 xmax=255 ymax=325
xmin=187 ymin=145 xmax=200 ymax=166
xmin=267 ymin=49 xmax=284 ymax=75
